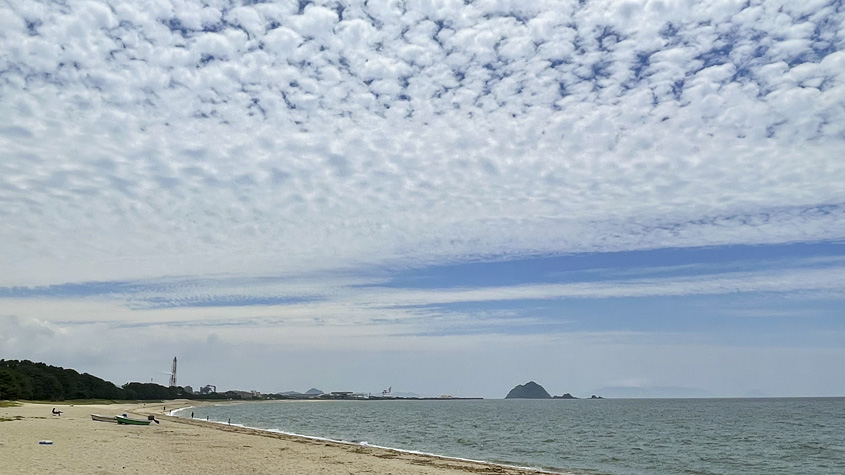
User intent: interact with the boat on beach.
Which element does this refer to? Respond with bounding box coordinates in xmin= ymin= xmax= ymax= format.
xmin=115 ymin=415 xmax=151 ymax=425
xmin=90 ymin=414 xmax=117 ymax=423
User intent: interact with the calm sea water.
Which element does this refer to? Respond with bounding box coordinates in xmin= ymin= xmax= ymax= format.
xmin=179 ymin=398 xmax=845 ymax=475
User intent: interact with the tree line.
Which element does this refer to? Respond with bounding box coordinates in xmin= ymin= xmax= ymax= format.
xmin=0 ymin=359 xmax=232 ymax=401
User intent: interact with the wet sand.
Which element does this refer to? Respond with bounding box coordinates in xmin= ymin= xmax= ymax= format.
xmin=0 ymin=400 xmax=560 ymax=474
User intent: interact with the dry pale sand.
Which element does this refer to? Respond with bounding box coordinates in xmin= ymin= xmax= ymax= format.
xmin=0 ymin=401 xmax=561 ymax=475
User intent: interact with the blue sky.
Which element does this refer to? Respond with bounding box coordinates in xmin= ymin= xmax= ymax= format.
xmin=1 ymin=0 xmax=844 ymax=398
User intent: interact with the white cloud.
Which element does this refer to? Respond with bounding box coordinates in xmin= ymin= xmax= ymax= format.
xmin=0 ymin=315 xmax=59 ymax=351
xmin=0 ymin=1 xmax=842 ymax=286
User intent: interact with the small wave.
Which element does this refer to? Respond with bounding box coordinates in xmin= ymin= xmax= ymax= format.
xmin=184 ymin=415 xmax=562 ymax=474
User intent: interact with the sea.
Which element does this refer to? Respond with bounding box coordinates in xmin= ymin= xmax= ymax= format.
xmin=175 ymin=398 xmax=845 ymax=475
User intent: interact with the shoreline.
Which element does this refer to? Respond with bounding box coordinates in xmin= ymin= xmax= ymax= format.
xmin=1 ymin=400 xmax=565 ymax=475
xmin=165 ymin=401 xmax=562 ymax=475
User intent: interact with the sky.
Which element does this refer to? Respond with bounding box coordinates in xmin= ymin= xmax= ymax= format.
xmin=0 ymin=0 xmax=843 ymax=399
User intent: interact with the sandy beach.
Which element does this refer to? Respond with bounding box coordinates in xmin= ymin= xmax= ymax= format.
xmin=0 ymin=401 xmax=558 ymax=475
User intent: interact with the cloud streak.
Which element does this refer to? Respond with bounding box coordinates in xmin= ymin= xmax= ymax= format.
xmin=2 ymin=253 xmax=842 ymax=334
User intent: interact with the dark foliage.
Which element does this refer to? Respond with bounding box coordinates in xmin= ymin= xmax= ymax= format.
xmin=0 ymin=359 xmax=226 ymax=401
xmin=0 ymin=360 xmax=116 ymax=400
xmin=121 ymin=382 xmax=188 ymax=400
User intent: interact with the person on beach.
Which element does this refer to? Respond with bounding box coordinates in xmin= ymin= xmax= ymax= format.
xmin=191 ymin=411 xmax=194 ymax=418
xmin=51 ymin=407 xmax=62 ymax=416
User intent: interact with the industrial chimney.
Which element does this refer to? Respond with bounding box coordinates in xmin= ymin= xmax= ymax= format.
xmin=169 ymin=357 xmax=177 ymax=387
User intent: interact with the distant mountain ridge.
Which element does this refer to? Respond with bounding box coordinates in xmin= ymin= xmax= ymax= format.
xmin=275 ymin=388 xmax=324 ymax=398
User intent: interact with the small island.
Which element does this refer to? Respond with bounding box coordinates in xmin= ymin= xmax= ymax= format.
xmin=505 ymin=381 xmax=604 ymax=400
xmin=505 ymin=381 xmax=551 ymax=399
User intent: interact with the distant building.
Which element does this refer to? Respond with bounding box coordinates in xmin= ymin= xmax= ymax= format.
xmin=321 ymin=391 xmax=367 ymax=399
xmin=184 ymin=385 xmax=193 ymax=394
xmin=229 ymin=390 xmax=264 ymax=399
xmin=200 ymin=384 xmax=216 ymax=394
xmin=321 ymin=391 xmax=352 ymax=399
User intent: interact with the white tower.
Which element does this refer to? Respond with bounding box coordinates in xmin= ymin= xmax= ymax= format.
xmin=169 ymin=357 xmax=177 ymax=387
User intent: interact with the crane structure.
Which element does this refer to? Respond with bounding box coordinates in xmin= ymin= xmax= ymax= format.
xmin=169 ymin=357 xmax=177 ymax=387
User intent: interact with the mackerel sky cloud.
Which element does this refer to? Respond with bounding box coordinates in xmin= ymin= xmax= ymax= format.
xmin=1 ymin=0 xmax=844 ymax=398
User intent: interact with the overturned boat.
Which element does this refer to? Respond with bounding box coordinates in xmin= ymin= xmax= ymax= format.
xmin=90 ymin=414 xmax=117 ymax=423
